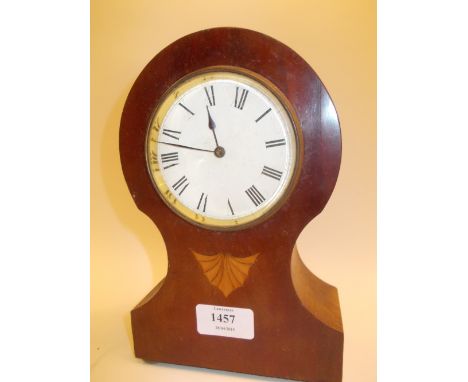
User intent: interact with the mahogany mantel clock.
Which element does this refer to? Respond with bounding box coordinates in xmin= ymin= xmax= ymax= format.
xmin=120 ymin=27 xmax=343 ymax=382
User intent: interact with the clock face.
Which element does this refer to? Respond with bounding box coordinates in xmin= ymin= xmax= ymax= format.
xmin=146 ymin=70 xmax=298 ymax=229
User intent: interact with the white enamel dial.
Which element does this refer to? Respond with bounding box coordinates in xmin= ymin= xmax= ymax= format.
xmin=147 ymin=71 xmax=298 ymax=229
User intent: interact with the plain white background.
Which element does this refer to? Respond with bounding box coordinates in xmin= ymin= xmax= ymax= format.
xmin=1 ymin=1 xmax=467 ymax=381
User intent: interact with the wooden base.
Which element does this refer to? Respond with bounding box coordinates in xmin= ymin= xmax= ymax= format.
xmin=131 ymin=246 xmax=343 ymax=382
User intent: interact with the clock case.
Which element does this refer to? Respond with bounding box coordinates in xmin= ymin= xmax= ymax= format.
xmin=120 ymin=27 xmax=343 ymax=382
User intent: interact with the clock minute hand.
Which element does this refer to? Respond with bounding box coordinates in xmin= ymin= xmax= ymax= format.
xmin=156 ymin=141 xmax=214 ymax=153
xmin=206 ymin=106 xmax=220 ymax=148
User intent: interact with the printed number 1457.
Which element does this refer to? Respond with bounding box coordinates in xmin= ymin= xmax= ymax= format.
xmin=211 ymin=313 xmax=235 ymax=324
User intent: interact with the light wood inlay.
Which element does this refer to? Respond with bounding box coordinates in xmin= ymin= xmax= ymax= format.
xmin=193 ymin=251 xmax=259 ymax=297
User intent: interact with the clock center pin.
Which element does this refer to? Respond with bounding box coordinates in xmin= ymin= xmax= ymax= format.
xmin=214 ymin=146 xmax=225 ymax=158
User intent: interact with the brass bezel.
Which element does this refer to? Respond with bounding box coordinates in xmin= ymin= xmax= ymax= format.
xmin=145 ymin=66 xmax=303 ymax=230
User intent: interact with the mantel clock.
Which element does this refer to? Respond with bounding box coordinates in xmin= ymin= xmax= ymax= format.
xmin=120 ymin=27 xmax=343 ymax=382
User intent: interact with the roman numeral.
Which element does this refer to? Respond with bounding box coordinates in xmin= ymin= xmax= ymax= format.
xmin=255 ymin=108 xmax=272 ymax=122
xmin=178 ymin=102 xmax=195 ymax=115
xmin=234 ymin=87 xmax=249 ymax=110
xmin=261 ymin=166 xmax=283 ymax=181
xmin=150 ymin=151 xmax=158 ymax=165
xmin=245 ymin=185 xmax=266 ymax=207
xmin=160 ymin=152 xmax=178 ymax=169
xmin=162 ymin=129 xmax=181 ymax=140
xmin=265 ymin=139 xmax=286 ymax=148
xmin=204 ymin=86 xmax=215 ymax=106
xmin=197 ymin=193 xmax=208 ymax=212
xmin=228 ymin=199 xmax=235 ymax=215
xmin=172 ymin=175 xmax=189 ymax=195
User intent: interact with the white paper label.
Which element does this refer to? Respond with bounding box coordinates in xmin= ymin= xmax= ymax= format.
xmin=196 ymin=304 xmax=254 ymax=340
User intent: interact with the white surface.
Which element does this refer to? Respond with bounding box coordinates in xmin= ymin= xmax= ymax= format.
xmin=5 ymin=1 xmax=468 ymax=382
xmin=196 ymin=304 xmax=255 ymax=340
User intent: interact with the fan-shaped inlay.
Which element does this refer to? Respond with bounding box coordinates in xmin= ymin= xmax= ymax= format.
xmin=192 ymin=251 xmax=260 ymax=297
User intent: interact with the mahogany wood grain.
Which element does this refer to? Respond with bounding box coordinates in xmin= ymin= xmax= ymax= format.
xmin=120 ymin=27 xmax=343 ymax=382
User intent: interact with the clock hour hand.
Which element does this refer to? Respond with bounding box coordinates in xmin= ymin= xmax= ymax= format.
xmin=206 ymin=106 xmax=220 ymax=148
xmin=156 ymin=141 xmax=214 ymax=153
